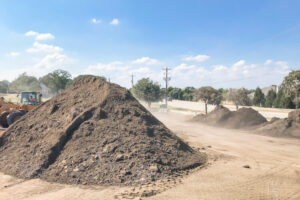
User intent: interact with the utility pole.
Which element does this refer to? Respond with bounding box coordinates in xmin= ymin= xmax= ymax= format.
xmin=163 ymin=67 xmax=171 ymax=109
xmin=131 ymin=74 xmax=134 ymax=88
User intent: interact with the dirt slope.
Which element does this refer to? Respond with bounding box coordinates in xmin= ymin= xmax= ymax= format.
xmin=0 ymin=77 xmax=204 ymax=186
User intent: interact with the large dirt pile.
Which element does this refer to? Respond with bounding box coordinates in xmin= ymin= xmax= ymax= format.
xmin=192 ymin=106 xmax=267 ymax=129
xmin=0 ymin=77 xmax=204 ymax=186
xmin=256 ymin=109 xmax=300 ymax=138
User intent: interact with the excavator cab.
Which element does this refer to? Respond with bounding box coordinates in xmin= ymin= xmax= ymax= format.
xmin=20 ymin=92 xmax=42 ymax=105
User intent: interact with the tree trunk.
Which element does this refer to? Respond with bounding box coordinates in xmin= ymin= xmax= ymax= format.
xmin=205 ymin=103 xmax=208 ymax=115
xmin=236 ymin=104 xmax=238 ymax=110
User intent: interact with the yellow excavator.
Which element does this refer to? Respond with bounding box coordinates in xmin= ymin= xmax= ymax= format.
xmin=0 ymin=92 xmax=42 ymax=127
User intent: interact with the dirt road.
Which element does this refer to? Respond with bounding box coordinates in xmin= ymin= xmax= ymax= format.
xmin=149 ymin=112 xmax=300 ymax=200
xmin=0 ymin=112 xmax=299 ymax=200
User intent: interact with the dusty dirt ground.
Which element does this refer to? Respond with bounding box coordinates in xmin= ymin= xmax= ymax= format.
xmin=0 ymin=112 xmax=300 ymax=200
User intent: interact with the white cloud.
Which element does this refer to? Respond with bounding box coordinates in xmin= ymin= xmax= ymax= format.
xmin=91 ymin=18 xmax=101 ymax=24
xmin=25 ymin=30 xmax=55 ymax=41
xmin=36 ymin=33 xmax=54 ymax=41
xmin=82 ymin=58 xmax=292 ymax=89
xmin=25 ymin=31 xmax=38 ymax=37
xmin=26 ymin=42 xmax=63 ymax=54
xmin=0 ymin=52 xmax=72 ymax=81
xmin=132 ymin=57 xmax=160 ymax=65
xmin=264 ymin=59 xmax=273 ymax=65
xmin=169 ymin=60 xmax=291 ymax=88
xmin=110 ymin=18 xmax=119 ymax=25
xmin=183 ymin=54 xmax=210 ymax=62
xmin=86 ymin=61 xmax=127 ymax=72
xmin=213 ymin=65 xmax=228 ymax=71
xmin=33 ymin=53 xmax=69 ymax=70
xmin=130 ymin=67 xmax=150 ymax=74
xmin=173 ymin=63 xmax=196 ymax=71
xmin=84 ymin=60 xmax=159 ymax=88
xmin=6 ymin=52 xmax=20 ymax=57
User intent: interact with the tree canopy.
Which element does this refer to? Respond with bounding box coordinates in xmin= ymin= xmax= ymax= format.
xmin=0 ymin=80 xmax=10 ymax=93
xmin=194 ymin=86 xmax=222 ymax=114
xmin=132 ymin=78 xmax=162 ymax=107
xmin=228 ymin=88 xmax=251 ymax=110
xmin=281 ymin=70 xmax=300 ymax=95
xmin=281 ymin=70 xmax=300 ymax=108
xmin=10 ymin=73 xmax=41 ymax=92
xmin=39 ymin=70 xmax=72 ymax=93
xmin=265 ymin=89 xmax=276 ymax=108
xmin=253 ymin=87 xmax=266 ymax=107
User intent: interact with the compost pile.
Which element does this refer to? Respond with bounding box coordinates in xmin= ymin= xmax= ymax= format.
xmin=256 ymin=109 xmax=300 ymax=138
xmin=0 ymin=77 xmax=204 ymax=186
xmin=192 ymin=106 xmax=267 ymax=129
xmin=191 ymin=105 xmax=232 ymax=126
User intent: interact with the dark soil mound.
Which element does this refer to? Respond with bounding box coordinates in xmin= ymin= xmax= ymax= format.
xmin=192 ymin=106 xmax=267 ymax=129
xmin=192 ymin=105 xmax=232 ymax=126
xmin=0 ymin=77 xmax=204 ymax=186
xmin=256 ymin=109 xmax=300 ymax=138
xmin=224 ymin=107 xmax=267 ymax=129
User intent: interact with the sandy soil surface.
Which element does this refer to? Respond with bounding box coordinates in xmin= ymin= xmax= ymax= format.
xmin=0 ymin=112 xmax=300 ymax=200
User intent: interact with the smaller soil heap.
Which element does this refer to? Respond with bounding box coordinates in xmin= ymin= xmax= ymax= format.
xmin=256 ymin=109 xmax=300 ymax=138
xmin=0 ymin=77 xmax=205 ymax=186
xmin=192 ymin=105 xmax=267 ymax=129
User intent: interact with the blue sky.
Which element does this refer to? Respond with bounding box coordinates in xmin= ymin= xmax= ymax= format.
xmin=0 ymin=0 xmax=299 ymax=88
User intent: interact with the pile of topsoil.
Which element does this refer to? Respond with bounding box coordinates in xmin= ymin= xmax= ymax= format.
xmin=256 ymin=109 xmax=300 ymax=138
xmin=192 ymin=105 xmax=267 ymax=129
xmin=0 ymin=77 xmax=205 ymax=186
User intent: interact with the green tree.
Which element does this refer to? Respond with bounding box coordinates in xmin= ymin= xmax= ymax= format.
xmin=10 ymin=73 xmax=41 ymax=92
xmin=169 ymin=87 xmax=183 ymax=100
xmin=0 ymin=80 xmax=10 ymax=93
xmin=273 ymin=89 xmax=284 ymax=108
xmin=218 ymin=88 xmax=229 ymax=102
xmin=273 ymin=89 xmax=295 ymax=109
xmin=194 ymin=86 xmax=222 ymax=114
xmin=40 ymin=69 xmax=72 ymax=93
xmin=182 ymin=87 xmax=195 ymax=101
xmin=132 ymin=78 xmax=161 ymax=107
xmin=282 ymin=96 xmax=295 ymax=109
xmin=281 ymin=70 xmax=300 ymax=108
xmin=253 ymin=87 xmax=266 ymax=107
xmin=228 ymin=88 xmax=251 ymax=110
xmin=265 ymin=90 xmax=276 ymax=108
